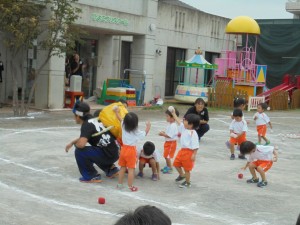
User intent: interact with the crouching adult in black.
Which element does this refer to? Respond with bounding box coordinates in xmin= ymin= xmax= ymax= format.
xmin=65 ymin=102 xmax=119 ymax=183
xmin=184 ymin=97 xmax=210 ymax=141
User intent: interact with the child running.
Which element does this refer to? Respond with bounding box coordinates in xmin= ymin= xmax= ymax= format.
xmin=227 ymin=108 xmax=248 ymax=160
xmin=114 ymin=110 xmax=151 ymax=192
xmin=158 ymin=106 xmax=179 ymax=174
xmin=170 ymin=107 xmax=200 ymax=188
xmin=137 ymin=141 xmax=160 ymax=181
xmin=240 ymin=141 xmax=278 ymax=187
xmin=253 ymin=102 xmax=272 ymax=145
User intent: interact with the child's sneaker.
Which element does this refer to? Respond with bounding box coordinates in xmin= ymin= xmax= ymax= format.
xmin=257 ymin=180 xmax=268 ymax=187
xmin=179 ymin=181 xmax=191 ymax=188
xmin=247 ymin=177 xmax=259 ymax=183
xmin=265 ymin=140 xmax=271 ymax=146
xmin=238 ymin=154 xmax=246 ymax=160
xmin=225 ymin=141 xmax=230 ymax=149
xmin=151 ymin=174 xmax=158 ymax=181
xmin=230 ymin=154 xmax=235 ymax=160
xmin=160 ymin=166 xmax=168 ymax=172
xmin=255 ymin=142 xmax=261 ymax=145
xmin=175 ymin=175 xmax=185 ymax=182
xmin=106 ymin=167 xmax=119 ymax=178
xmin=162 ymin=167 xmax=173 ymax=174
xmin=137 ymin=172 xmax=144 ymax=178
xmin=79 ymin=174 xmax=102 ymax=183
xmin=128 ymin=186 xmax=138 ymax=192
xmin=117 ymin=184 xmax=124 ymax=189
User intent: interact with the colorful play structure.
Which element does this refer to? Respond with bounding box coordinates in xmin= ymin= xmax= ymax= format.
xmin=174 ymin=16 xmax=300 ymax=107
xmin=174 ymin=48 xmax=218 ymax=103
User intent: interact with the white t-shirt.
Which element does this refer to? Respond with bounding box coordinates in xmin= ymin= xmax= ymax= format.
xmin=137 ymin=147 xmax=159 ymax=162
xmin=229 ymin=120 xmax=248 ymax=134
xmin=165 ymin=122 xmax=178 ymax=141
xmin=122 ymin=121 xmax=146 ymax=146
xmin=254 ymin=112 xmax=270 ymax=126
xmin=178 ymin=123 xmax=199 ymax=150
xmin=248 ymin=145 xmax=274 ymax=162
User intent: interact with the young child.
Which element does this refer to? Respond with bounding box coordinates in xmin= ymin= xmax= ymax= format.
xmin=170 ymin=108 xmax=200 ymax=188
xmin=253 ymin=102 xmax=272 ymax=145
xmin=114 ymin=111 xmax=151 ymax=191
xmin=158 ymin=107 xmax=179 ymax=174
xmin=227 ymin=108 xmax=248 ymax=160
xmin=240 ymin=141 xmax=278 ymax=187
xmin=231 ymin=97 xmax=247 ymax=119
xmin=137 ymin=141 xmax=160 ymax=181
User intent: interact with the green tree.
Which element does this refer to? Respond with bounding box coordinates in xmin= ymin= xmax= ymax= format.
xmin=0 ymin=0 xmax=82 ymax=115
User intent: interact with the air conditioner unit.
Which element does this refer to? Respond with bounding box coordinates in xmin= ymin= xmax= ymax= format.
xmin=70 ymin=75 xmax=82 ymax=92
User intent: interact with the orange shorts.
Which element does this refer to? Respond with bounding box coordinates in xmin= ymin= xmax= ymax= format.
xmin=118 ymin=145 xmax=137 ymax=169
xmin=139 ymin=157 xmax=154 ymax=165
xmin=173 ymin=148 xmax=195 ymax=171
xmin=251 ymin=160 xmax=273 ymax=172
xmin=163 ymin=141 xmax=177 ymax=159
xmin=257 ymin=125 xmax=267 ymax=137
xmin=229 ymin=133 xmax=246 ymax=145
xmin=139 ymin=157 xmax=155 ymax=168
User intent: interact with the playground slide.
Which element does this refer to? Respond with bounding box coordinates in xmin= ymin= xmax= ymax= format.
xmin=257 ymin=83 xmax=296 ymax=102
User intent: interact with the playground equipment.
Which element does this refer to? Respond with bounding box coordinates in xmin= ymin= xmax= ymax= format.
xmin=257 ymin=74 xmax=300 ymax=102
xmin=97 ymin=69 xmax=146 ymax=106
xmin=214 ymin=16 xmax=267 ymax=97
xmin=174 ymin=48 xmax=218 ymax=103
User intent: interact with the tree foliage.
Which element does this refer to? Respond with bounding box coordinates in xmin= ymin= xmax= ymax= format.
xmin=0 ymin=0 xmax=82 ymax=115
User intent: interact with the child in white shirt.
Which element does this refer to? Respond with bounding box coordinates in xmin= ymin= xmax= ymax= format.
xmin=253 ymin=103 xmax=272 ymax=145
xmin=158 ymin=108 xmax=179 ymax=174
xmin=240 ymin=141 xmax=278 ymax=187
xmin=136 ymin=141 xmax=160 ymax=181
xmin=170 ymin=108 xmax=200 ymax=188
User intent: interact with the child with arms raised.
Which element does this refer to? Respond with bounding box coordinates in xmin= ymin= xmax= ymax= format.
xmin=114 ymin=110 xmax=151 ymax=191
xmin=169 ymin=107 xmax=200 ymax=188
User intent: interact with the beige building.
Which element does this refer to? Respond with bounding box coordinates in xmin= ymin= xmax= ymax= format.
xmin=0 ymin=0 xmax=269 ymax=109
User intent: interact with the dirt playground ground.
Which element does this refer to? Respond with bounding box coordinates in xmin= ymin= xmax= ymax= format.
xmin=0 ymin=103 xmax=299 ymax=225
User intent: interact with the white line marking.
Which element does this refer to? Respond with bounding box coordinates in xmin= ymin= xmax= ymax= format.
xmin=0 ymin=157 xmax=61 ymax=177
xmin=0 ymin=181 xmax=120 ymax=217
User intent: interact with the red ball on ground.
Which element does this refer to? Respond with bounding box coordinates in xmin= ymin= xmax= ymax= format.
xmin=98 ymin=197 xmax=105 ymax=204
xmin=238 ymin=173 xmax=243 ymax=179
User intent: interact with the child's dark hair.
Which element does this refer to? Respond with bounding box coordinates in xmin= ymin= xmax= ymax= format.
xmin=118 ymin=98 xmax=128 ymax=106
xmin=143 ymin=141 xmax=155 ymax=156
xmin=73 ymin=101 xmax=91 ymax=121
xmin=93 ymin=109 xmax=102 ymax=117
xmin=232 ymin=108 xmax=243 ymax=117
xmin=123 ymin=112 xmax=139 ymax=132
xmin=258 ymin=102 xmax=268 ymax=111
xmin=184 ymin=114 xmax=200 ymax=129
xmin=165 ymin=108 xmax=179 ymax=117
xmin=233 ymin=97 xmax=246 ymax=108
xmin=114 ymin=205 xmax=171 ymax=225
xmin=194 ymin=97 xmax=206 ymax=105
xmin=240 ymin=141 xmax=256 ymax=155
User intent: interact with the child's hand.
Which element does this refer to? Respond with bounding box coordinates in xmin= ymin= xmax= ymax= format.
xmin=191 ymin=154 xmax=196 ymax=162
xmin=240 ymin=166 xmax=247 ymax=170
xmin=230 ymin=133 xmax=238 ymax=138
xmin=158 ymin=131 xmax=166 ymax=136
xmin=168 ymin=106 xmax=175 ymax=113
xmin=273 ymin=156 xmax=278 ymax=162
xmin=253 ymin=112 xmax=258 ymax=120
xmin=113 ymin=105 xmax=119 ymax=113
